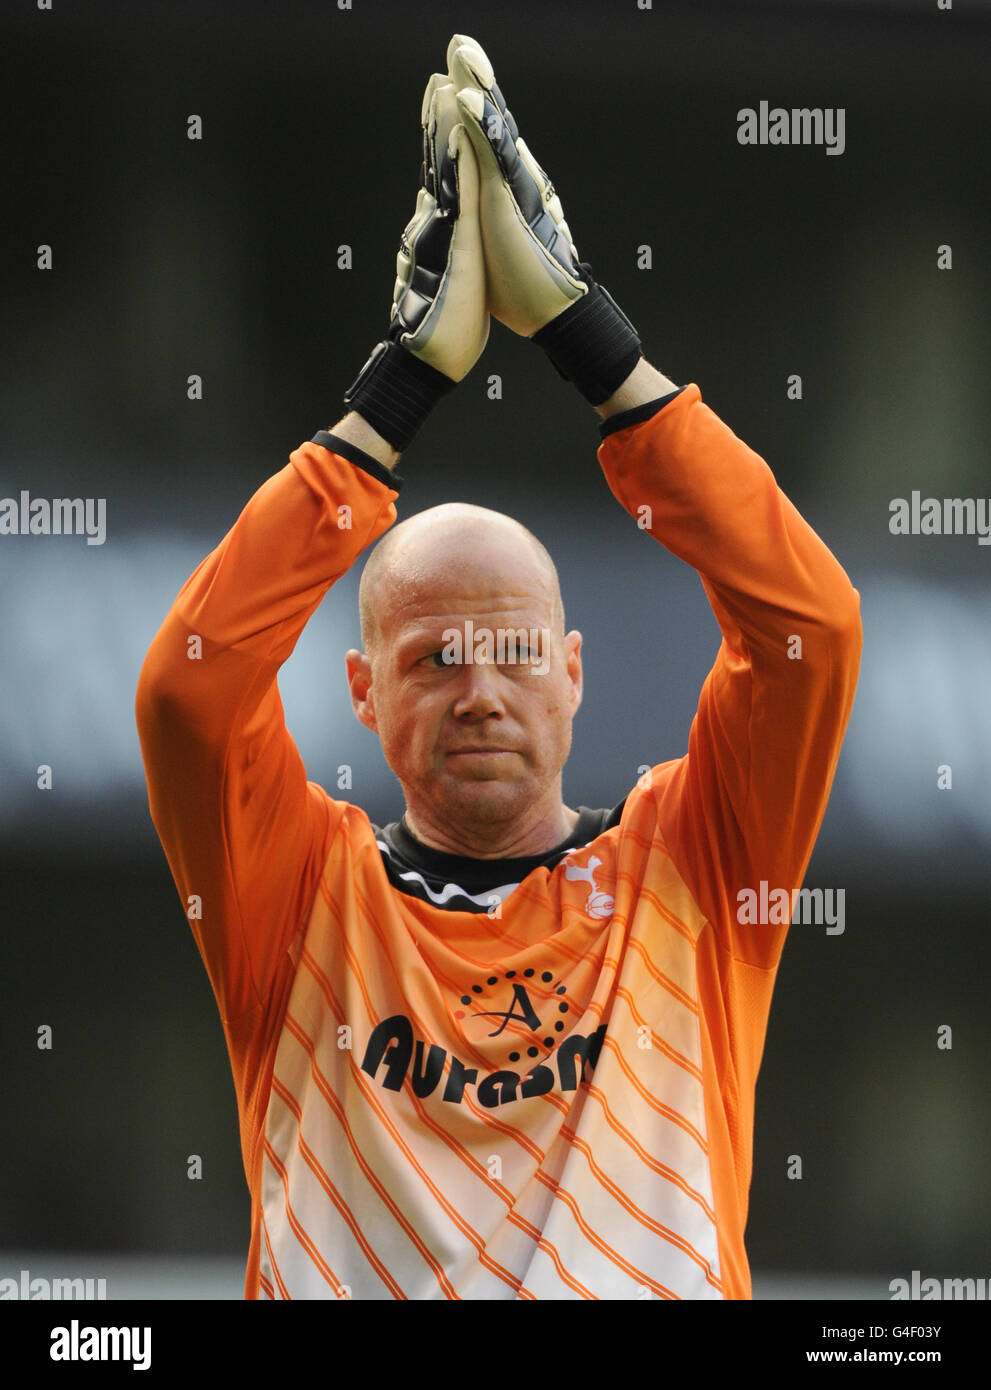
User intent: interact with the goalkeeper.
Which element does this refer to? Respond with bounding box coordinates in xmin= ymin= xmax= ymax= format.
xmin=136 ymin=35 xmax=861 ymax=1300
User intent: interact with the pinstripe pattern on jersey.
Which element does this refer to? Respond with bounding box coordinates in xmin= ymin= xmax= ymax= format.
xmin=258 ymin=791 xmax=724 ymax=1299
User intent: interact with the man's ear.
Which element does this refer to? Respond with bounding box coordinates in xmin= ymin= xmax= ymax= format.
xmin=345 ymin=649 xmax=378 ymax=734
xmin=565 ymin=629 xmax=583 ymax=715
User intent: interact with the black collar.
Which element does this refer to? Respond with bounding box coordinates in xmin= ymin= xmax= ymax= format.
xmin=370 ymin=801 xmax=626 ymax=910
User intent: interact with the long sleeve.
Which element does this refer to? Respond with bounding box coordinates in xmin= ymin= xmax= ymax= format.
xmin=135 ymin=441 xmax=399 ymax=1087
xmin=598 ymin=383 xmax=862 ymax=970
xmin=597 ymin=385 xmax=862 ymax=1296
xmin=134 ymin=390 xmax=860 ymax=1303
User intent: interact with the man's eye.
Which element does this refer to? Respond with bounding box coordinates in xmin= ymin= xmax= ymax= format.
xmin=418 ymin=651 xmax=452 ymax=668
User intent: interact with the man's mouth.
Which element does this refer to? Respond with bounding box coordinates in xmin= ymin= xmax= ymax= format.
xmin=447 ymin=747 xmax=513 ymax=755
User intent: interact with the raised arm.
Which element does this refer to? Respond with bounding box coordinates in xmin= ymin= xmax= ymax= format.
xmin=136 ymin=68 xmax=490 ymax=1052
xmin=135 ymin=443 xmax=401 ymax=1030
xmin=596 ymin=375 xmax=861 ymax=967
xmin=448 ymin=33 xmax=861 ymax=967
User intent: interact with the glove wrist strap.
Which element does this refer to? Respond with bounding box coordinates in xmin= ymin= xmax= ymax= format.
xmin=532 ymin=268 xmax=642 ymax=406
xmin=343 ymin=341 xmax=456 ymax=453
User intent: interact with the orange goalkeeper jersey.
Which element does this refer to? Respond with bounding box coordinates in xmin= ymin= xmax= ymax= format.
xmin=135 ymin=384 xmax=861 ymax=1300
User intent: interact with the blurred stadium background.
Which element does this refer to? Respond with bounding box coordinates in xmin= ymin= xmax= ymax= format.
xmin=3 ymin=0 xmax=990 ymax=1299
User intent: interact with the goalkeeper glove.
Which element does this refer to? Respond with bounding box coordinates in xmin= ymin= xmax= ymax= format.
xmin=343 ymin=73 xmax=488 ymax=452
xmin=447 ymin=34 xmax=641 ymax=405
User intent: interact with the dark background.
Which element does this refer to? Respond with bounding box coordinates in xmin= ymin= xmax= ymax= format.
xmin=2 ymin=0 xmax=990 ymax=1296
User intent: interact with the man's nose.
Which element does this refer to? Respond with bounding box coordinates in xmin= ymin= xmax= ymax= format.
xmin=451 ymin=656 xmax=505 ymax=716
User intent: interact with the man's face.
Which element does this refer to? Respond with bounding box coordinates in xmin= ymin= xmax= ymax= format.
xmin=346 ymin=524 xmax=582 ymax=852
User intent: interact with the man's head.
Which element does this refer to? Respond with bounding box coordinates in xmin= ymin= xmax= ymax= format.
xmin=346 ymin=503 xmax=583 ymax=857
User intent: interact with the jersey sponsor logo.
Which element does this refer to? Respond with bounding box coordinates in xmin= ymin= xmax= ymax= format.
xmin=362 ymin=965 xmax=607 ymax=1109
xmin=474 ymin=980 xmax=542 ymax=1035
xmin=455 ymin=968 xmax=568 ymax=1049
xmin=359 ymin=967 xmax=601 ymax=1109
xmin=360 ymin=1014 xmax=607 ymax=1108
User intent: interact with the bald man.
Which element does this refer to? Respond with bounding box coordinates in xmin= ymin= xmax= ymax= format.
xmin=136 ymin=52 xmax=861 ymax=1300
xmin=338 ymin=361 xmax=677 ymax=865
xmin=136 ymin=350 xmax=860 ymax=1302
xmin=347 ymin=501 xmax=580 ymax=858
